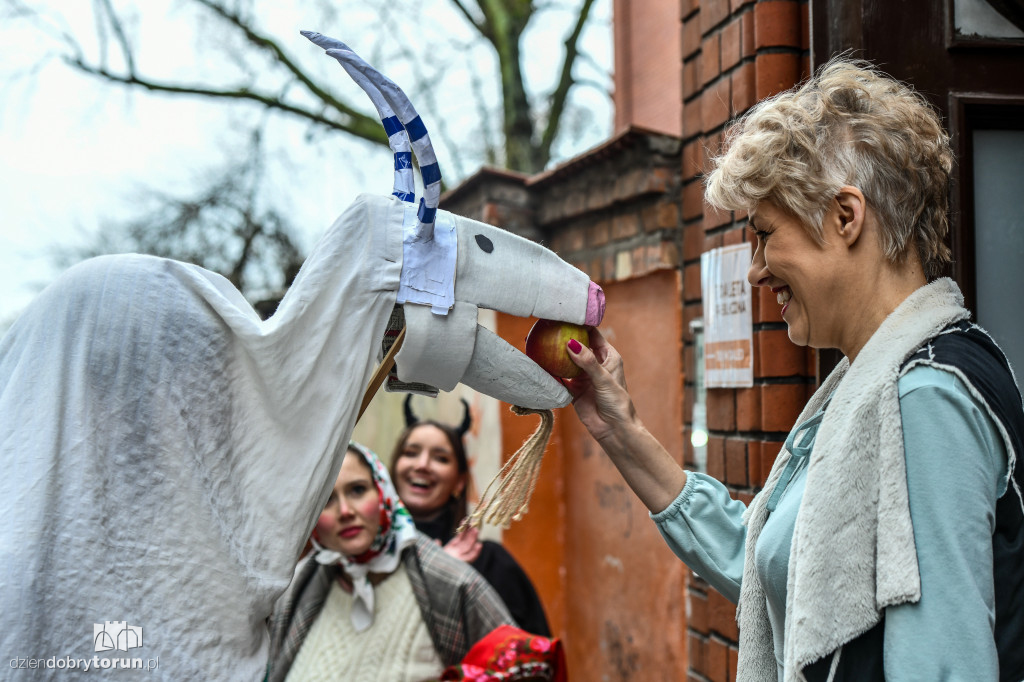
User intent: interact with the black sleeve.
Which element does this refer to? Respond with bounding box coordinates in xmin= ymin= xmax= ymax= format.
xmin=471 ymin=540 xmax=551 ymax=637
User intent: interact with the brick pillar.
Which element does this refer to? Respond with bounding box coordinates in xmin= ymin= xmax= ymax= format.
xmin=680 ymin=0 xmax=811 ymax=677
xmin=441 ymin=129 xmax=687 ymax=677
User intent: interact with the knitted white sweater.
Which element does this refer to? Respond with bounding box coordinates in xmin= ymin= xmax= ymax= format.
xmin=285 ymin=564 xmax=443 ymax=682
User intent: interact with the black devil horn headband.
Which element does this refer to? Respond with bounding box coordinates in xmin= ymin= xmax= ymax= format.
xmin=403 ymin=394 xmax=472 ymax=439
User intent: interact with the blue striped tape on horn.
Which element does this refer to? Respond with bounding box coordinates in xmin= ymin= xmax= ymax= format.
xmin=303 ymin=31 xmax=416 ymax=204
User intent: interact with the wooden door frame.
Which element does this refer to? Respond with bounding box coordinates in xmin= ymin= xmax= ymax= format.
xmin=949 ymin=93 xmax=1024 ymax=313
xmin=811 ymin=0 xmax=1024 ymax=378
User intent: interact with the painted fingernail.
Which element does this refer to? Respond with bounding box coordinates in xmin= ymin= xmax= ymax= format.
xmin=568 ymin=339 xmax=582 ymax=354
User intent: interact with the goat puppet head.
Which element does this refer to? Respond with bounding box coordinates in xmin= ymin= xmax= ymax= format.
xmin=303 ymin=31 xmax=605 ymax=410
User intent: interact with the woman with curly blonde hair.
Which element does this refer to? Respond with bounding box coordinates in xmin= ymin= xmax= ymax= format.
xmin=564 ymin=57 xmax=1024 ymax=681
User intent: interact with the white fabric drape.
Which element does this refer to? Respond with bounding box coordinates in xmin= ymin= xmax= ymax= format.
xmin=0 ymin=195 xmax=402 ymax=680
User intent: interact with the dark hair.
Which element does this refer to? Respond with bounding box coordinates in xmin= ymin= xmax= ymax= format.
xmin=346 ymin=445 xmax=374 ymax=476
xmin=388 ymin=420 xmax=469 ymax=532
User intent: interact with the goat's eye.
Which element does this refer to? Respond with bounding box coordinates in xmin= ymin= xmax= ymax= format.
xmin=474 ymin=234 xmax=494 ymax=253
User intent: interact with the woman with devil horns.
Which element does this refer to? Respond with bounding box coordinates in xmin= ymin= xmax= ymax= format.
xmin=390 ymin=395 xmax=552 ymax=637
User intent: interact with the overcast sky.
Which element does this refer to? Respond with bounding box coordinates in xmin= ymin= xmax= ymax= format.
xmin=0 ymin=0 xmax=612 ymax=333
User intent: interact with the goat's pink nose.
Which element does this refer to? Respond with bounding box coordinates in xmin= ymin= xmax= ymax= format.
xmin=585 ymin=281 xmax=605 ymax=326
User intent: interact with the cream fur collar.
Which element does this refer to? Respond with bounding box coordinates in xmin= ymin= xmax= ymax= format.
xmin=736 ymin=278 xmax=971 ymax=681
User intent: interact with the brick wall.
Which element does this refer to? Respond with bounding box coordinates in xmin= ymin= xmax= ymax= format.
xmin=534 ymin=130 xmax=683 ymax=281
xmin=442 ymin=129 xmax=684 ymax=286
xmin=679 ymin=1 xmax=811 ymax=679
xmin=441 ymin=1 xmax=813 ymax=675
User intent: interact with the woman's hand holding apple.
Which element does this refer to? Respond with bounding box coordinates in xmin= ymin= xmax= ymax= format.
xmin=562 ymin=328 xmax=639 ymax=444
xmin=564 ymin=327 xmax=688 ymax=515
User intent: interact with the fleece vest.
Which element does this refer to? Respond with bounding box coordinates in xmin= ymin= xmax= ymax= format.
xmin=805 ymin=320 xmax=1024 ymax=682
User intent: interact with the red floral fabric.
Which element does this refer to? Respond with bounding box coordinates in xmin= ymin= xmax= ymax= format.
xmin=440 ymin=625 xmax=567 ymax=681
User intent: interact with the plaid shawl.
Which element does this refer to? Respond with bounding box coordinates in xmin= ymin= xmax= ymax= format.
xmin=266 ymin=533 xmax=513 ymax=681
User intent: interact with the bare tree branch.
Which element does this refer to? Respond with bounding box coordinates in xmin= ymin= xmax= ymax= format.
xmin=60 ymin=0 xmax=389 ymax=145
xmin=473 ymin=0 xmax=539 ymax=170
xmin=467 ymin=56 xmax=501 ymax=166
xmin=379 ymin=5 xmax=471 ymax=179
xmin=63 ymin=58 xmax=388 ymax=145
xmin=575 ymin=48 xmax=612 ymax=81
xmin=54 ymin=129 xmax=304 ymax=298
xmin=574 ymin=76 xmax=611 ymax=95
xmin=539 ymin=0 xmax=596 ymax=164
xmin=449 ymin=0 xmax=489 ymax=38
xmin=191 ymin=0 xmax=362 ymax=119
xmin=1 ymin=0 xmax=35 ymax=19
xmin=95 ymin=0 xmax=135 ymax=73
xmin=3 ymin=0 xmax=86 ymax=63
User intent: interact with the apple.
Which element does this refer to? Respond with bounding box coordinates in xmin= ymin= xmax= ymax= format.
xmin=525 ymin=319 xmax=590 ymax=379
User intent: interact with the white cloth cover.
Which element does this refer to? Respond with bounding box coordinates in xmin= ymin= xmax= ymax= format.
xmin=0 ymin=194 xmax=403 ymax=680
xmin=398 ymin=207 xmax=458 ymax=314
xmin=0 ymin=189 xmax=598 ymax=680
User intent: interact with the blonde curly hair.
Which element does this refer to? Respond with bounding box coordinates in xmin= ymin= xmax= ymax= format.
xmin=704 ymin=56 xmax=953 ymax=279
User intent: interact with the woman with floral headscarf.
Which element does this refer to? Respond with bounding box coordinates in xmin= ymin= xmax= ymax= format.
xmin=266 ymin=442 xmax=514 ymax=682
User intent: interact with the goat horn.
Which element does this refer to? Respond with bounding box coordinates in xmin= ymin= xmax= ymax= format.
xmin=456 ymin=397 xmax=473 ymax=438
xmin=301 ymin=31 xmax=416 ymax=204
xmin=323 ymin=45 xmax=442 ymax=241
xmin=402 ymin=393 xmax=472 ymax=437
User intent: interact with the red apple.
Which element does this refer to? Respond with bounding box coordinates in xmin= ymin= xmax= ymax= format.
xmin=525 ymin=319 xmax=590 ymax=379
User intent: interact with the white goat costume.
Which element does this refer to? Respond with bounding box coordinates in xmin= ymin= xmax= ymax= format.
xmin=0 ymin=35 xmax=603 ymax=681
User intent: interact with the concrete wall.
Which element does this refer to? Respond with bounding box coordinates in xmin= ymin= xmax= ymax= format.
xmin=499 ymin=270 xmax=686 ymax=679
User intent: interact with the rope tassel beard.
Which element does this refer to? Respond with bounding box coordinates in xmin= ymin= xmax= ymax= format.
xmin=458 ymin=406 xmax=554 ymax=532
xmin=357 ymin=325 xmax=554 ymax=532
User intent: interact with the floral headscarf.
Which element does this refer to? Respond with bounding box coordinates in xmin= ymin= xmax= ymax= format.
xmin=311 ymin=441 xmax=418 ymax=631
xmin=440 ymin=625 xmax=567 ymax=682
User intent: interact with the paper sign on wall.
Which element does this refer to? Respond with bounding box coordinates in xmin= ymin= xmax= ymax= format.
xmin=701 ymin=243 xmax=753 ymax=387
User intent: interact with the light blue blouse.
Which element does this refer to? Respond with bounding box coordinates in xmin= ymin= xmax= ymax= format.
xmin=651 ymin=365 xmax=1009 ymax=680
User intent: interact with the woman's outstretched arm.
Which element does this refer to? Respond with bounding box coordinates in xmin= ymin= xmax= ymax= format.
xmin=565 ymin=328 xmax=688 ymax=514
